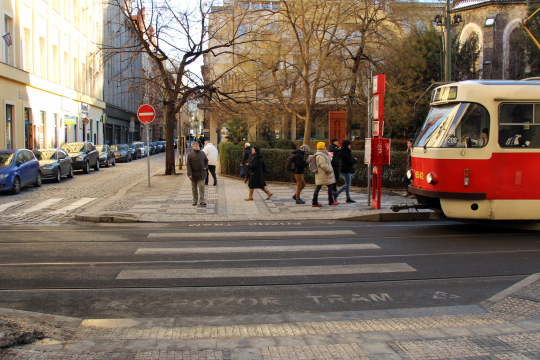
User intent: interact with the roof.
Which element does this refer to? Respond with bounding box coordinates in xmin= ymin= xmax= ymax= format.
xmin=452 ymin=0 xmax=538 ymax=10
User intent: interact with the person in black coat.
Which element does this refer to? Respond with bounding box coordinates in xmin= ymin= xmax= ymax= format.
xmin=328 ymin=138 xmax=341 ymax=192
xmin=334 ymin=139 xmax=357 ymax=203
xmin=245 ymin=147 xmax=272 ymax=201
xmin=241 ymin=143 xmax=251 ymax=183
xmin=291 ymin=144 xmax=310 ymax=204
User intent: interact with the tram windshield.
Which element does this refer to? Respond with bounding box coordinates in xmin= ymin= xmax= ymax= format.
xmin=415 ymin=102 xmax=490 ymax=148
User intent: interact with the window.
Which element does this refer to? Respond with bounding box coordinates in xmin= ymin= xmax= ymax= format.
xmin=73 ymin=58 xmax=78 ymax=90
xmin=63 ymin=52 xmax=69 ymax=86
xmin=54 ymin=114 xmax=58 ymax=148
xmin=82 ymin=62 xmax=86 ymax=94
xmin=23 ymin=150 xmax=35 ymax=162
xmin=23 ymin=28 xmax=31 ymax=71
xmin=39 ymin=111 xmax=45 ymax=149
xmin=52 ymin=45 xmax=58 ymax=83
xmin=73 ymin=0 xmax=78 ymax=27
xmin=499 ymin=103 xmax=540 ymax=148
xmin=441 ymin=103 xmax=490 ymax=148
xmin=64 ymin=0 xmax=69 ymax=20
xmin=15 ymin=152 xmax=25 ymax=164
xmin=39 ymin=37 xmax=46 ymax=78
xmin=3 ymin=15 xmax=13 ymax=65
xmin=5 ymin=105 xmax=13 ymax=149
xmin=53 ymin=0 xmax=59 ymax=12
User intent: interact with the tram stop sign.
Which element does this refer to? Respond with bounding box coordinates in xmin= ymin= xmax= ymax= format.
xmin=137 ymin=105 xmax=155 ymax=124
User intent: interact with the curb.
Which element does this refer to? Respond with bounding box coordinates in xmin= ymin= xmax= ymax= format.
xmin=480 ymin=273 xmax=540 ymax=309
xmin=341 ymin=211 xmax=435 ymax=222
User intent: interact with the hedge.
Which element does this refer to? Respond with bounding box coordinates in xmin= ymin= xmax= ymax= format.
xmin=292 ymin=140 xmax=409 ymax=152
xmin=220 ymin=142 xmax=407 ymax=188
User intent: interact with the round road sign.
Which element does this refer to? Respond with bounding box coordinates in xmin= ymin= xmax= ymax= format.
xmin=137 ymin=105 xmax=156 ymax=124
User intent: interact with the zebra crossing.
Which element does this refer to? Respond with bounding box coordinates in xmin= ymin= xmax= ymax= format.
xmin=0 ymin=197 xmax=97 ymax=218
xmin=117 ymin=230 xmax=417 ymax=281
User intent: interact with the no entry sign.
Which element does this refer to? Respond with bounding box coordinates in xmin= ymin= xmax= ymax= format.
xmin=137 ymin=105 xmax=155 ymax=124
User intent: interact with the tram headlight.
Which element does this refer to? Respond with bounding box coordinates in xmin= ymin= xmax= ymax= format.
xmin=407 ymin=169 xmax=413 ymax=180
xmin=426 ymin=172 xmax=439 ymax=185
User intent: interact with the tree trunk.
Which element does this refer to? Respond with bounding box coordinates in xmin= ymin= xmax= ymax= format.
xmin=303 ymin=110 xmax=313 ymax=146
xmin=164 ymin=102 xmax=176 ymax=175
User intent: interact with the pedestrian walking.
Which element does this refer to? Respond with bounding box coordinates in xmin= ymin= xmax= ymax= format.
xmin=403 ymin=139 xmax=415 ymax=199
xmin=203 ymin=140 xmax=218 ymax=186
xmin=245 ymin=146 xmax=273 ymax=201
xmin=241 ymin=142 xmax=251 ymax=183
xmin=311 ymin=142 xmax=339 ymax=207
xmin=187 ymin=142 xmax=208 ymax=206
xmin=328 ymin=138 xmax=341 ymax=192
xmin=333 ymin=139 xmax=357 ymax=203
xmin=291 ymin=144 xmax=310 ymax=204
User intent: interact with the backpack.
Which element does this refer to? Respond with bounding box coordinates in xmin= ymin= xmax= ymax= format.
xmin=308 ymin=154 xmax=319 ymax=173
xmin=285 ymin=155 xmax=296 ymax=172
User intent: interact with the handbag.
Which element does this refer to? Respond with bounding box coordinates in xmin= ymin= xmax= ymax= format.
xmin=240 ymin=164 xmax=245 ymax=177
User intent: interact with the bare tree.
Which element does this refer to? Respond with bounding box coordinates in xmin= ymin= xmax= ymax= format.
xmin=101 ymin=0 xmax=256 ymax=174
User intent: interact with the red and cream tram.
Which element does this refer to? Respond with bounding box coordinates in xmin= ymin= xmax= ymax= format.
xmin=408 ymin=80 xmax=540 ymax=220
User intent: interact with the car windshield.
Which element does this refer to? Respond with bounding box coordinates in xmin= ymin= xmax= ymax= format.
xmin=414 ymin=103 xmax=463 ymax=148
xmin=111 ymin=145 xmax=127 ymax=151
xmin=95 ymin=145 xmax=107 ymax=152
xmin=62 ymin=142 xmax=85 ymax=153
xmin=0 ymin=153 xmax=15 ymax=166
xmin=33 ymin=150 xmax=57 ymax=160
xmin=129 ymin=144 xmax=136 ymax=149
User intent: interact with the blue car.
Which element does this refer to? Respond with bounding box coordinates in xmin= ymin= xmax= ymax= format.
xmin=0 ymin=149 xmax=42 ymax=194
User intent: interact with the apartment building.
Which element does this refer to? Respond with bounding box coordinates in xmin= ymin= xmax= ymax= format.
xmin=1 ymin=0 xmax=105 ymax=150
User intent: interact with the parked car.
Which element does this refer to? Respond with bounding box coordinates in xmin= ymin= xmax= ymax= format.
xmin=132 ymin=142 xmax=148 ymax=157
xmin=156 ymin=141 xmax=165 ymax=152
xmin=0 ymin=149 xmax=42 ymax=194
xmin=61 ymin=141 xmax=100 ymax=174
xmin=111 ymin=144 xmax=132 ymax=162
xmin=32 ymin=149 xmax=73 ymax=182
xmin=148 ymin=142 xmax=157 ymax=155
xmin=129 ymin=143 xmax=142 ymax=159
xmin=95 ymin=144 xmax=116 ymax=167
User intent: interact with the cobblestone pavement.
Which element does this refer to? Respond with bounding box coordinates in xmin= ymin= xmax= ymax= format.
xmin=1 ymin=276 xmax=540 ymax=359
xmin=0 ymin=154 xmax=166 ymax=226
xmin=79 ymin=164 xmax=420 ymax=222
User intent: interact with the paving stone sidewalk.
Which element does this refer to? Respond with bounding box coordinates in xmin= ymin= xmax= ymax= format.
xmin=77 ymin=163 xmax=422 ymax=222
xmin=1 ymin=275 xmax=540 ymax=359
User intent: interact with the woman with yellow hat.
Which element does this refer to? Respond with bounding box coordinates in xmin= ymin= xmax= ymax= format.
xmin=311 ymin=142 xmax=339 ymax=207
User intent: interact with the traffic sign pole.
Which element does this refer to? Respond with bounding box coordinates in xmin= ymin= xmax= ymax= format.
xmin=137 ymin=105 xmax=156 ymax=188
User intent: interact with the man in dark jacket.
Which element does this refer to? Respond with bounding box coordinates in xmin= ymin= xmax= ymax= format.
xmin=292 ymin=144 xmax=310 ymax=204
xmin=328 ymin=138 xmax=341 ymax=192
xmin=187 ymin=142 xmax=209 ymax=206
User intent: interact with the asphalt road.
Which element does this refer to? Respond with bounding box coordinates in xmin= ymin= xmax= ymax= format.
xmin=0 ymin=220 xmax=538 ymax=319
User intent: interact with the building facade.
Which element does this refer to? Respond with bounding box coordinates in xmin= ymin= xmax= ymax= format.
xmin=452 ymin=0 xmax=540 ymax=79
xmin=1 ymin=0 xmax=105 ymax=150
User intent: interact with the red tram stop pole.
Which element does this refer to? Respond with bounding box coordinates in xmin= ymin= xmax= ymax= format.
xmin=365 ymin=75 xmax=391 ymax=210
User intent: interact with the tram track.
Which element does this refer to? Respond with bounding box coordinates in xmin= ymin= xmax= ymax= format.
xmin=0 ymin=273 xmax=528 ymax=292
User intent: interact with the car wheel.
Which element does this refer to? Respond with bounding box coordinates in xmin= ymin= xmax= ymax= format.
xmin=34 ymin=172 xmax=42 ymax=187
xmin=67 ymin=165 xmax=74 ymax=178
xmin=83 ymin=161 xmax=90 ymax=174
xmin=11 ymin=177 xmax=21 ymax=195
xmin=105 ymin=159 xmax=110 ymax=168
xmin=55 ymin=168 xmax=61 ymax=183
xmin=94 ymin=159 xmax=100 ymax=171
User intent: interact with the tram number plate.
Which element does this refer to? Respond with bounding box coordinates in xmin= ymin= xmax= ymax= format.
xmin=446 ymin=136 xmax=458 ymax=145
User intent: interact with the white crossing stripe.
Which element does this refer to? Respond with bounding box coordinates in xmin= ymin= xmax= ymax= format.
xmin=49 ymin=198 xmax=97 ymax=215
xmin=135 ymin=244 xmax=380 ymax=254
xmin=148 ymin=230 xmax=356 ymax=238
xmin=0 ymin=201 xmax=25 ymax=213
xmin=7 ymin=198 xmax=63 ymax=216
xmin=116 ymin=263 xmax=416 ymax=280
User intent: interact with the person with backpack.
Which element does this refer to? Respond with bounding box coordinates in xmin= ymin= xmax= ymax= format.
xmin=333 ymin=139 xmax=357 ymax=203
xmin=245 ymin=146 xmax=273 ymax=201
xmin=287 ymin=144 xmax=310 ymax=204
xmin=328 ymin=138 xmax=341 ymax=192
xmin=310 ymin=142 xmax=339 ymax=207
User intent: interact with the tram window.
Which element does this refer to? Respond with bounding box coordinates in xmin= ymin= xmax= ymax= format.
xmin=442 ymin=103 xmax=490 ymax=148
xmin=499 ymin=103 xmax=540 ymax=148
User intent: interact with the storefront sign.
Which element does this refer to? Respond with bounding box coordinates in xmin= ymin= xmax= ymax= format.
xmin=82 ymin=118 xmax=90 ymax=126
xmin=65 ymin=116 xmax=76 ymax=125
xmin=80 ymin=103 xmax=90 ymax=117
xmin=103 ymin=114 xmax=108 ymax=124
xmin=19 ymin=91 xmax=29 ymax=100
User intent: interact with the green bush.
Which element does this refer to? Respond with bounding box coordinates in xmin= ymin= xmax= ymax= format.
xmin=274 ymin=139 xmax=297 ymax=150
xmin=220 ymin=141 xmax=407 ymax=188
xmin=249 ymin=141 xmax=271 ymax=149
